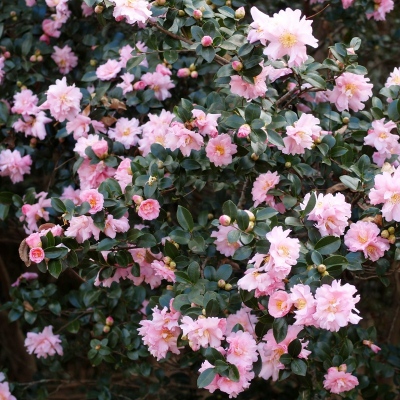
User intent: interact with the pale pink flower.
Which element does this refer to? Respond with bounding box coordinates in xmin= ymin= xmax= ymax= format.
xmin=369 ymin=169 xmax=400 ymax=221
xmin=78 ymin=159 xmax=116 ymax=189
xmin=226 ymin=305 xmax=257 ymax=337
xmin=104 ymin=214 xmax=130 ymax=238
xmin=42 ymin=19 xmax=62 ymax=38
xmin=138 ymin=199 xmax=160 ymax=220
xmin=151 ymin=260 xmax=176 ymax=282
xmin=249 ymin=8 xmax=318 ymax=67
xmin=211 ymin=225 xmax=242 ymax=257
xmin=206 ymin=134 xmax=237 ymax=167
xmin=267 ymin=226 xmax=300 ymax=269
xmin=265 ymin=65 xmax=292 ymax=82
xmin=138 ymin=306 xmax=181 ymax=360
xmin=92 ymin=140 xmax=109 ymax=159
xmin=20 ymin=192 xmax=51 ymax=234
xmin=81 ymin=2 xmax=94 ymax=17
xmin=117 ymin=72 xmax=135 ymax=94
xmin=301 ymin=192 xmax=351 ymax=237
xmin=12 ymin=272 xmax=39 ymax=287
xmin=0 ymin=149 xmax=32 ymax=183
xmin=29 ymin=247 xmax=45 ymax=263
xmin=290 ymin=284 xmax=316 ymax=326
xmin=192 ymin=109 xmax=220 ymax=137
xmin=247 ymin=7 xmax=270 ymax=45
xmin=96 ymin=59 xmax=122 ymax=81
xmin=11 ymin=89 xmax=39 ymax=115
xmin=13 ymin=111 xmax=52 ymax=140
xmin=139 ymin=110 xmax=174 ymax=156
xmin=327 ymin=72 xmax=373 ymax=112
xmin=66 ymin=114 xmax=91 ymax=140
xmin=0 ymin=56 xmax=5 ymax=84
xmin=344 ymin=221 xmax=389 ymax=261
xmin=181 ymin=316 xmax=226 ymax=351
xmin=114 ymin=158 xmax=133 ymax=191
xmin=79 ymin=189 xmax=104 ymax=214
xmin=40 ymin=77 xmax=82 ymax=122
xmin=226 ymin=330 xmax=258 ymax=366
xmin=26 ymin=232 xmax=42 ymax=248
xmin=65 ymin=215 xmax=100 ymax=243
xmin=268 ymin=290 xmax=293 ymax=318
xmin=323 ymin=367 xmax=359 ymax=394
xmin=237 ymin=124 xmax=251 ymax=138
xmin=342 ymin=0 xmax=355 ymax=8
xmin=141 ymin=70 xmax=175 ymax=101
xmin=363 ymin=340 xmax=381 ymax=353
xmin=108 ymin=117 xmax=141 ymax=149
xmin=24 ymin=326 xmax=63 ymax=359
xmin=364 ymin=118 xmax=398 ymax=154
xmin=52 ymin=45 xmax=78 ymax=74
xmin=113 ymin=0 xmax=152 ymax=24
xmin=280 ymin=113 xmax=321 ymax=155
xmin=74 ymin=134 xmax=101 ymax=157
xmin=60 ymin=185 xmax=81 ymax=205
xmin=165 ymin=122 xmax=204 ymax=156
xmin=26 ymin=0 xmax=37 ymax=6
xmin=238 ymin=267 xmax=285 ymax=298
xmin=385 ymin=67 xmax=400 ymax=87
xmin=314 ymin=280 xmax=361 ymax=332
xmin=366 ymin=0 xmax=394 ymax=21
xmin=230 ymin=65 xmax=268 ymax=100
xmin=252 ymin=171 xmax=280 ymax=207
xmin=119 ymin=44 xmax=146 ymax=68
xmin=258 ymin=325 xmax=310 ymax=381
xmin=0 ymin=376 xmax=16 ymax=400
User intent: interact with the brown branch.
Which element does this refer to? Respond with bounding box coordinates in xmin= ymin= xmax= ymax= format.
xmin=237 ymin=177 xmax=249 ymax=209
xmin=306 ymin=3 xmax=330 ymax=20
xmin=149 ymin=21 xmax=229 ymax=66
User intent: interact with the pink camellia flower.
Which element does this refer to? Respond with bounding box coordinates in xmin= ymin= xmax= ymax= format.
xmin=364 ymin=118 xmax=398 ymax=154
xmin=151 ymin=260 xmax=176 ymax=282
xmin=344 ymin=221 xmax=389 ymax=261
xmin=20 ymin=192 xmax=51 ymax=234
xmin=230 ymin=64 xmax=269 ymax=100
xmin=280 ymin=113 xmax=321 ymax=155
xmin=29 ymin=247 xmax=45 ymax=263
xmin=119 ymin=42 xmax=148 ymax=68
xmin=342 ymin=0 xmax=355 ymax=8
xmin=132 ymin=195 xmax=143 ymax=205
xmin=114 ymin=158 xmax=133 ymax=191
xmin=60 ymin=185 xmax=81 ymax=205
xmin=51 ymin=45 xmax=78 ymax=74
xmin=24 ymin=326 xmax=63 ymax=359
xmin=113 ymin=0 xmax=152 ymax=25
xmin=81 ymin=2 xmax=94 ymax=17
xmin=133 ymin=80 xmax=146 ymax=90
xmin=13 ymin=111 xmax=52 ymax=141
xmin=211 ymin=225 xmax=242 ymax=257
xmin=65 ymin=215 xmax=100 ymax=243
xmin=237 ymin=124 xmax=251 ymax=138
xmin=138 ymin=305 xmax=181 ymax=360
xmin=138 ymin=199 xmax=161 ymax=220
xmin=165 ymin=122 xmax=204 ymax=156
xmin=301 ymin=192 xmax=351 ymax=237
xmin=108 ymin=117 xmax=141 ymax=149
xmin=0 ymin=56 xmax=5 ymax=84
xmin=248 ymin=7 xmax=318 ymax=67
xmin=192 ymin=109 xmax=221 ymax=137
xmin=104 ymin=214 xmax=130 ymax=238
xmin=363 ymin=340 xmax=381 ymax=353
xmin=92 ymin=140 xmax=109 ymax=159
xmin=206 ymin=134 xmax=237 ymax=167
xmin=314 ymin=280 xmax=361 ymax=332
xmin=117 ymin=72 xmax=135 ymax=95
xmin=366 ymin=0 xmax=394 ymax=21
xmin=327 ymin=72 xmax=373 ymax=112
xmin=226 ymin=305 xmax=257 ymax=337
xmin=180 ymin=316 xmax=226 ymax=351
xmin=385 ymin=67 xmax=400 ymax=87
xmin=11 ymin=89 xmax=39 ymax=116
xmin=66 ymin=114 xmax=91 ymax=140
xmin=78 ymin=159 xmax=116 ymax=189
xmin=267 ymin=226 xmax=300 ymax=269
xmin=252 ymin=171 xmax=280 ymax=208
xmin=26 ymin=232 xmax=42 ymax=248
xmin=79 ymin=189 xmax=104 ymax=214
xmin=74 ymin=134 xmax=101 ymax=158
xmin=40 ymin=77 xmax=82 ymax=122
xmin=323 ymin=366 xmax=359 ymax=394
xmin=0 ymin=374 xmax=16 ymax=400
xmin=268 ymin=290 xmax=293 ymax=318
xmin=96 ymin=59 xmax=122 ymax=81
xmin=0 ymin=149 xmax=32 ymax=183
xmin=42 ymin=19 xmax=62 ymax=39
xmin=226 ymin=330 xmax=258 ymax=367
xmin=12 ymin=272 xmax=39 ymax=287
xmin=290 ymin=284 xmax=316 ymax=326
xmin=141 ymin=69 xmax=175 ymax=101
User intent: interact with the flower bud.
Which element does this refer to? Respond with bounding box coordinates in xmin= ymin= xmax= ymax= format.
xmin=389 ymin=235 xmax=396 ymax=244
xmin=94 ymin=5 xmax=104 ymax=13
xmin=173 ymin=242 xmax=180 ymax=249
xmin=225 ymin=0 xmax=231 ymax=6
xmin=237 ymin=124 xmax=251 ymax=138
xmin=224 ymin=283 xmax=232 ymax=291
xmin=157 ymin=160 xmax=164 ymax=168
xmin=317 ymin=264 xmax=326 ymax=273
xmin=314 ymin=137 xmax=322 ymax=144
xmin=388 ymin=226 xmax=395 ymax=234
xmin=244 ymin=210 xmax=255 ymax=222
xmin=321 ymin=271 xmax=329 ymax=277
xmin=342 ymin=117 xmax=350 ymax=124
xmin=381 ymin=230 xmax=390 ymax=239
xmin=245 ymin=221 xmax=255 ymax=232
xmin=133 ymin=80 xmax=146 ymax=90
xmin=202 ymin=308 xmax=206 ymax=316
xmin=95 ymin=345 xmax=101 ymax=350
xmin=284 ymin=161 xmax=292 ymax=168
xmin=193 ymin=9 xmax=203 ymax=19
xmin=189 ymin=63 xmax=196 ymax=72
xmin=178 ymin=10 xmax=185 ymax=16
xmin=90 ymin=59 xmax=97 ymax=67
xmin=156 ymin=0 xmax=166 ymax=5
xmin=251 ymin=153 xmax=259 ymax=161
xmin=132 ymin=195 xmax=143 ymax=205
xmin=23 ymin=301 xmax=34 ymax=312
xmin=3 ymin=51 xmax=10 ymax=59
xmin=17 ymin=81 xmax=22 ymax=87
xmin=29 ymin=55 xmax=36 ymax=62
xmin=232 ymin=60 xmax=243 ymax=71
xmin=190 ymin=71 xmax=198 ymax=79
xmin=338 ymin=364 xmax=347 ymax=372
xmin=181 ymin=334 xmax=188 ymax=341
xmin=92 ymin=140 xmax=109 ymax=159
xmin=166 ymin=285 xmax=174 ymax=291
xmin=169 ymin=261 xmax=177 ymax=269
xmin=105 ymin=316 xmax=114 ymax=326
xmin=208 ymin=213 xmax=214 ymax=220
xmin=163 ymin=256 xmax=172 ymax=264
xmin=30 ymin=138 xmax=38 ymax=148
xmin=201 ymin=36 xmax=213 ymax=47
xmin=219 ymin=215 xmax=231 ymax=226
xmin=218 ymin=279 xmax=226 ymax=288
xmin=177 ymin=68 xmax=190 ymax=78
xmin=103 ymin=325 xmax=110 ymax=333
xmin=10 ymin=11 xmax=16 ymax=17
xmin=235 ymin=7 xmax=245 ymax=19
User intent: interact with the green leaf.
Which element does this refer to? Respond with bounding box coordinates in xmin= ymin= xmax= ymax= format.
xmin=324 ymin=255 xmax=348 ymax=266
xmin=206 ymin=299 xmax=220 ymax=317
xmin=236 ymin=210 xmax=249 ymax=231
xmin=291 ymin=359 xmax=307 ymax=376
xmin=97 ymin=238 xmax=118 ymax=251
xmin=0 ymin=102 xmax=9 ymax=123
xmin=188 ymin=262 xmax=200 ymax=283
xmin=126 ymin=55 xmax=146 ymax=71
xmin=273 ymin=318 xmax=288 ymax=344
xmin=177 ymin=205 xmax=194 ymax=231
xmin=227 ymin=229 xmax=240 ymax=243
xmin=45 ymin=247 xmax=69 ymax=259
xmin=21 ymin=32 xmax=33 ymax=56
xmin=256 ymin=207 xmax=279 ymax=221
xmin=215 ymin=264 xmax=232 ymax=281
xmin=280 ymin=353 xmax=293 ymax=365
xmin=288 ymin=339 xmax=302 ymax=357
xmin=137 ymin=233 xmax=157 ymax=248
xmin=222 ymin=200 xmax=237 ymax=220
xmin=170 ymin=229 xmax=191 ymax=245
xmin=314 ymin=236 xmax=341 ymax=255
xmin=48 ymin=259 xmax=62 ymax=279
xmin=301 ymin=73 xmax=326 ymax=89
xmin=198 ymin=368 xmax=216 ymax=388
xmin=245 ymin=103 xmax=261 ymax=123
xmin=339 ymin=175 xmax=360 ymax=190
xmin=189 ymin=237 xmax=206 ymax=253
xmin=232 ymin=246 xmax=252 ymax=261
xmin=267 ymin=129 xmax=284 ymax=147
xmin=51 ymin=198 xmax=66 ymax=213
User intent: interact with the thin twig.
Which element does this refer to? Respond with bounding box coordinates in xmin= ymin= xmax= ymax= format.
xmin=237 ymin=177 xmax=249 ymax=209
xmin=306 ymin=3 xmax=330 ymax=20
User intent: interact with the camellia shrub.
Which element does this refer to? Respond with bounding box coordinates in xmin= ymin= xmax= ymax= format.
xmin=1 ymin=0 xmax=400 ymax=399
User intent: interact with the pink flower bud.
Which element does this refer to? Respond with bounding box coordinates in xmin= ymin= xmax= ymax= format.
xmin=237 ymin=124 xmax=251 ymax=138
xmin=3 ymin=51 xmax=10 ymax=59
xmin=103 ymin=325 xmax=111 ymax=333
xmin=133 ymin=80 xmax=146 ymax=90
xmin=105 ymin=316 xmax=114 ymax=326
xmin=177 ymin=68 xmax=190 ymax=78
xmin=39 ymin=34 xmax=50 ymax=44
xmin=29 ymin=247 xmax=45 ymax=263
xmin=338 ymin=364 xmax=347 ymax=372
xmin=201 ymin=36 xmax=213 ymax=47
xmin=26 ymin=233 xmax=42 ymax=248
xmin=232 ymin=60 xmax=243 ymax=71
xmin=219 ymin=215 xmax=231 ymax=226
xmin=235 ymin=7 xmax=245 ymax=19
xmin=92 ymin=140 xmax=109 ymax=159
xmin=29 ymin=55 xmax=36 ymax=62
xmin=193 ymin=9 xmax=203 ymax=19
xmin=132 ymin=195 xmax=143 ymax=205
xmin=190 ymin=71 xmax=198 ymax=79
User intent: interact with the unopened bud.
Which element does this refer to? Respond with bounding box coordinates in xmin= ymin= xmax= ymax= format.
xmin=95 ymin=345 xmax=101 ymax=350
xmin=244 ymin=210 xmax=255 ymax=222
xmin=208 ymin=213 xmax=214 ymax=220
xmin=245 ymin=221 xmax=255 ymax=232
xmin=381 ymin=230 xmax=390 ymax=239
xmin=166 ymin=285 xmax=174 ymax=290
xmin=173 ymin=242 xmax=179 ymax=249
xmin=156 ymin=0 xmax=166 ymax=5
xmin=237 ymin=124 xmax=251 ymax=138
xmin=190 ymin=71 xmax=198 ymax=79
xmin=306 ymin=265 xmax=314 ymax=271
xmin=3 ymin=51 xmax=10 ymax=59
xmin=92 ymin=140 xmax=109 ymax=159
xmin=163 ymin=256 xmax=172 ymax=264
xmin=235 ymin=6 xmax=245 ymax=19
xmin=29 ymin=55 xmax=36 ymax=62
xmin=202 ymin=308 xmax=206 ymax=315
xmin=218 ymin=279 xmax=226 ymax=288
xmin=169 ymin=261 xmax=177 ymax=269
xmin=17 ymin=81 xmax=22 ymax=87
xmin=342 ymin=117 xmax=350 ymax=124
xmin=132 ymin=195 xmax=143 ymax=205
xmin=388 ymin=226 xmax=395 ymax=234
xmin=30 ymin=138 xmax=38 ymax=148
xmin=201 ymin=36 xmax=213 ymax=47
xmin=285 ymin=161 xmax=292 ymax=168
xmin=36 ymin=55 xmax=43 ymax=63
xmin=219 ymin=215 xmax=231 ymax=226
xmin=178 ymin=10 xmax=185 ymax=16
xmin=177 ymin=68 xmax=190 ymax=78
xmin=251 ymin=153 xmax=259 ymax=161
xmin=94 ymin=5 xmax=104 ymax=13
xmin=23 ymin=301 xmax=34 ymax=312
xmin=189 ymin=63 xmax=196 ymax=72
xmin=389 ymin=235 xmax=396 ymax=244
xmin=10 ymin=11 xmax=16 ymax=17
xmin=232 ymin=60 xmax=243 ymax=71
xmin=90 ymin=59 xmax=97 ymax=67
xmin=157 ymin=160 xmax=164 ymax=168
xmin=225 ymin=0 xmax=231 ymax=6
xmin=224 ymin=283 xmax=233 ymax=291
xmin=317 ymin=264 xmax=326 ymax=274
xmin=181 ymin=334 xmax=188 ymax=341
xmin=321 ymin=271 xmax=329 ymax=277
xmin=103 ymin=325 xmax=111 ymax=333
xmin=315 ymin=137 xmax=322 ymax=144
xmin=338 ymin=364 xmax=347 ymax=372
xmin=193 ymin=9 xmax=203 ymax=19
